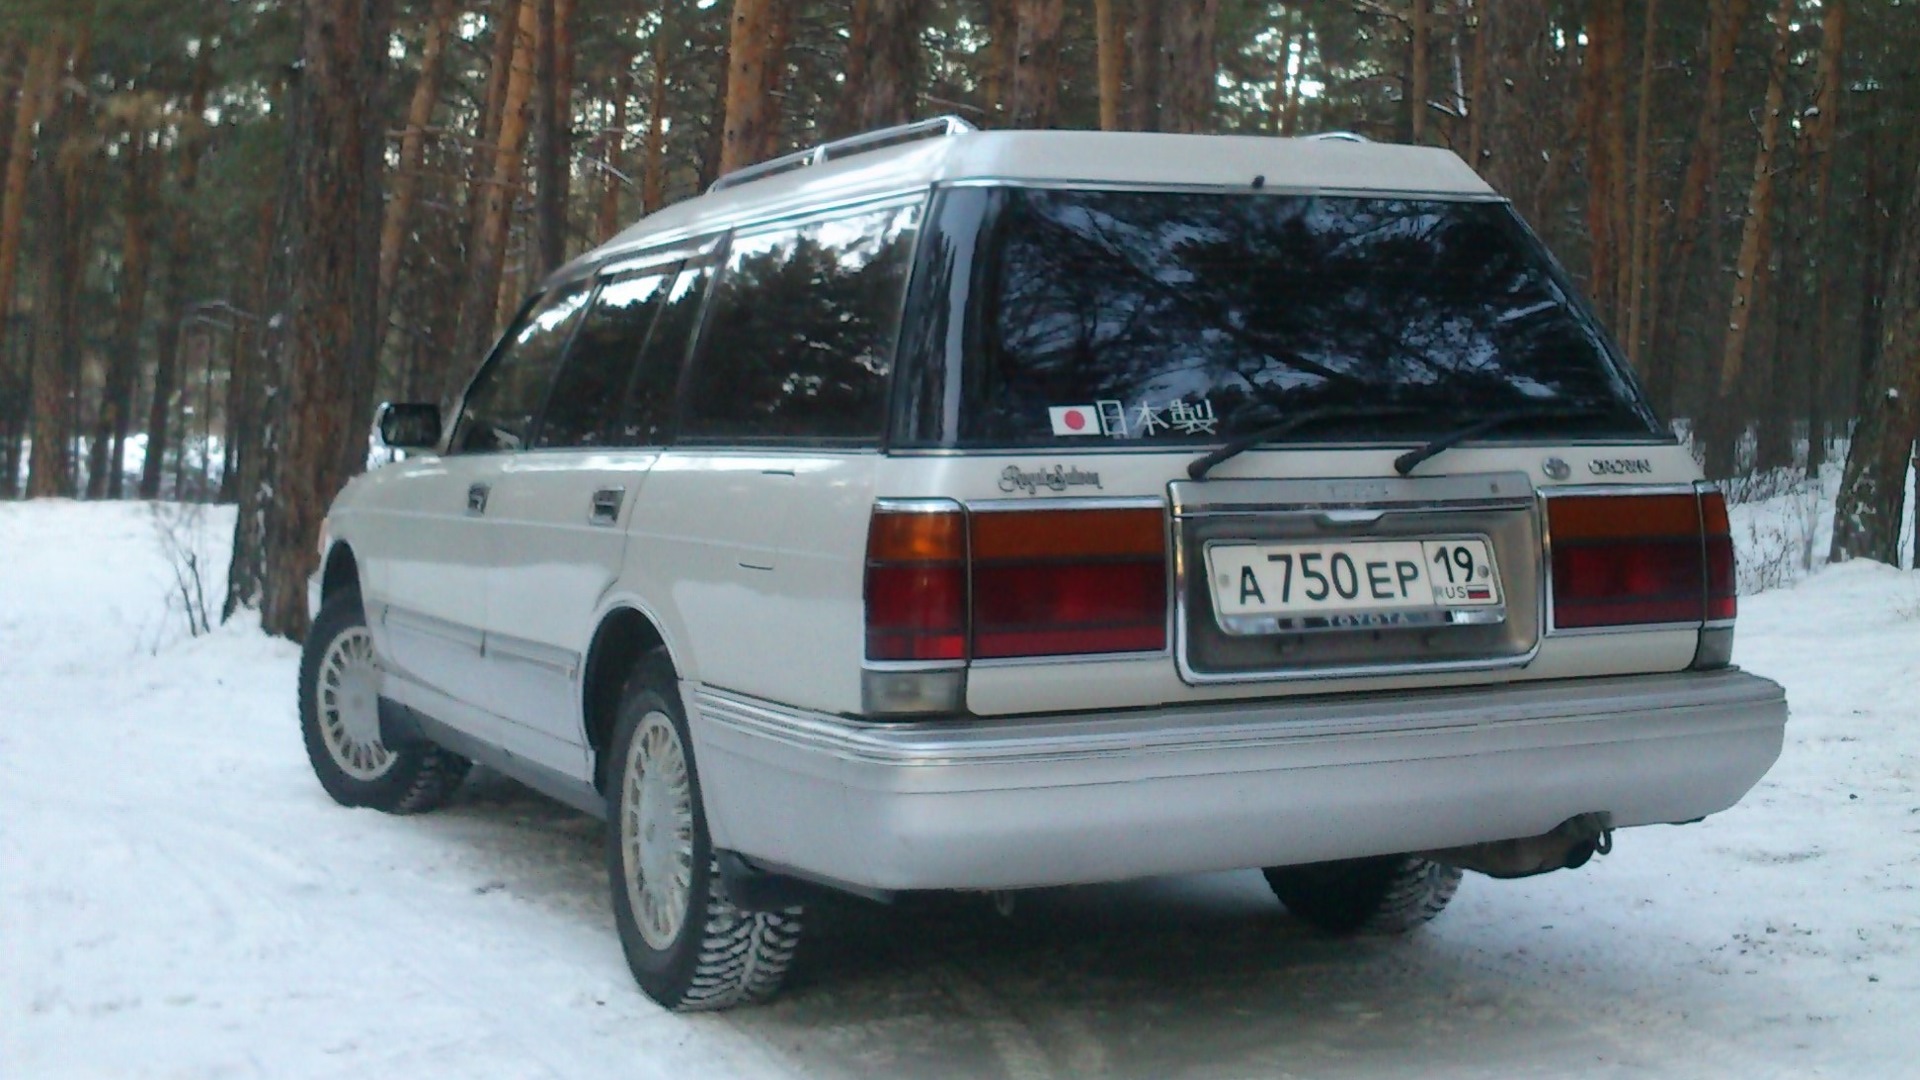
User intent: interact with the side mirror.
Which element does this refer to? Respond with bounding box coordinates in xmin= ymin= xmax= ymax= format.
xmin=374 ymin=402 xmax=442 ymax=451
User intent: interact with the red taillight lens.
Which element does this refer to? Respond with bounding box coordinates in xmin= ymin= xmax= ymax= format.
xmin=865 ymin=506 xmax=966 ymax=660
xmin=1548 ymin=491 xmax=1728 ymax=630
xmin=1699 ymin=489 xmax=1737 ymax=622
xmin=865 ymin=503 xmax=1170 ymax=662
xmin=971 ymin=508 xmax=1167 ymax=659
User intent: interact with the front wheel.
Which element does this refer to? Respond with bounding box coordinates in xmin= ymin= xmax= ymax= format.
xmin=606 ymin=652 xmax=802 ymax=1011
xmin=1263 ymin=855 xmax=1462 ymax=936
xmin=298 ymin=590 xmax=469 ymax=813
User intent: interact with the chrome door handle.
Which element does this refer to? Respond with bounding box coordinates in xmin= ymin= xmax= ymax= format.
xmin=467 ymin=483 xmax=490 ymax=515
xmin=589 ymin=486 xmax=624 ymax=526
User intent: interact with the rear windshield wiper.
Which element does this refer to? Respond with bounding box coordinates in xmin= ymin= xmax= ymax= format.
xmin=1393 ymin=406 xmax=1614 ymax=476
xmin=1187 ymin=405 xmax=1426 ymax=480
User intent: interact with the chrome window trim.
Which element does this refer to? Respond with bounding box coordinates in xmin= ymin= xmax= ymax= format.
xmin=963 ymin=496 xmax=1166 ymax=514
xmin=882 ymin=436 xmax=1682 ymax=456
xmin=717 ymin=190 xmax=933 ymax=243
xmin=589 ymin=188 xmax=934 ymax=268
xmin=938 ymin=177 xmax=1510 ymax=203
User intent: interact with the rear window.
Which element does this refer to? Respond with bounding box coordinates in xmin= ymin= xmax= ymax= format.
xmin=904 ymin=188 xmax=1655 ymax=448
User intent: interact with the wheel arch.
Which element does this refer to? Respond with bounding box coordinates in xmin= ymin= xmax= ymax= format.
xmin=320 ymin=541 xmax=361 ymax=604
xmin=584 ymin=604 xmax=673 ymax=791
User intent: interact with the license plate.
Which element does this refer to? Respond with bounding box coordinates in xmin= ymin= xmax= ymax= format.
xmin=1206 ymin=537 xmax=1503 ymax=635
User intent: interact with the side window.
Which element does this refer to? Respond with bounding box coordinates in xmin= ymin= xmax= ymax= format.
xmin=616 ymin=263 xmax=712 ymax=446
xmin=682 ymin=203 xmax=921 ymax=441
xmin=454 ymin=283 xmax=592 ymax=453
xmin=535 ymin=269 xmax=673 ymax=449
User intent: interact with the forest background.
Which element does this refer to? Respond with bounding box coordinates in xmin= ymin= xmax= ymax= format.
xmin=0 ymin=0 xmax=1916 ymax=639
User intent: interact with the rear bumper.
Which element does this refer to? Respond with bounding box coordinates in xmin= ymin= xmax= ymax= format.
xmin=688 ymin=669 xmax=1786 ymax=892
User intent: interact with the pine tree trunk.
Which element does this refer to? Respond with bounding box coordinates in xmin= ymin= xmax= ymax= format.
xmin=1831 ymin=143 xmax=1920 ymax=564
xmin=28 ymin=31 xmax=93 ymax=499
xmin=0 ymin=42 xmax=57 ymax=492
xmin=837 ymin=0 xmax=872 ymax=136
xmin=985 ymin=0 xmax=1017 ymax=126
xmin=1605 ymin=0 xmax=1632 ymax=330
xmin=1094 ymin=0 xmax=1121 ymax=131
xmin=642 ymin=22 xmax=668 ymax=214
xmin=1465 ymin=0 xmax=1488 ymax=165
xmin=258 ymin=0 xmax=398 ymax=640
xmin=1163 ymin=0 xmax=1220 ymax=135
xmin=1805 ymin=0 xmax=1847 ymax=474
xmin=855 ymin=0 xmax=925 ymax=132
xmin=141 ymin=45 xmax=214 ymax=498
xmin=477 ymin=0 xmax=519 ymax=154
xmin=1408 ymin=0 xmax=1429 ymax=143
xmin=597 ymin=62 xmax=631 ymax=240
xmin=1624 ymin=0 xmax=1660 ymax=368
xmin=1755 ymin=178 xmax=1796 ymax=473
xmin=532 ymin=0 xmax=576 ymax=274
xmin=1702 ymin=0 xmax=1794 ymax=480
xmin=1129 ymin=0 xmax=1162 ymax=132
xmin=225 ymin=96 xmax=300 ymax=619
xmin=1578 ymin=0 xmax=1622 ymax=332
xmin=1654 ymin=0 xmax=1751 ymax=418
xmin=90 ymin=133 xmax=156 ymax=500
xmin=1008 ymin=0 xmax=1065 ymax=129
xmin=451 ymin=0 xmax=536 ymax=400
xmin=377 ymin=0 xmax=457 ymax=350
xmin=718 ymin=0 xmax=790 ymax=175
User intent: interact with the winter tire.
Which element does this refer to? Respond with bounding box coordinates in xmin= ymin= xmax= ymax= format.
xmin=607 ymin=651 xmax=803 ymax=1011
xmin=1263 ymin=855 xmax=1463 ymax=936
xmin=299 ymin=590 xmax=469 ymax=813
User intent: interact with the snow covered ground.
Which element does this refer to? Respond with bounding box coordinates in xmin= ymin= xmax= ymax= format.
xmin=3 ymin=499 xmax=1917 ymax=1079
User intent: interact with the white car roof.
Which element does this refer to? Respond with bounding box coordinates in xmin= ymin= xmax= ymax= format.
xmin=565 ymin=129 xmax=1500 ymax=280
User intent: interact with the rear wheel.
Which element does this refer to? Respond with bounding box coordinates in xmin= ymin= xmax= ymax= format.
xmin=606 ymin=652 xmax=802 ymax=1010
xmin=1263 ymin=855 xmax=1462 ymax=936
xmin=299 ymin=590 xmax=469 ymax=813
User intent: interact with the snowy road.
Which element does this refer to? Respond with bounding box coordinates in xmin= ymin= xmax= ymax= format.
xmin=4 ymin=501 xmax=1917 ymax=1079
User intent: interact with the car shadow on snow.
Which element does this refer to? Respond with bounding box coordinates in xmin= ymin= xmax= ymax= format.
xmin=414 ymin=768 xmax=1711 ymax=1079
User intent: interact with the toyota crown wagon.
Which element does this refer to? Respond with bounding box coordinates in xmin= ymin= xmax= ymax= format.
xmin=299 ymin=119 xmax=1788 ymax=1010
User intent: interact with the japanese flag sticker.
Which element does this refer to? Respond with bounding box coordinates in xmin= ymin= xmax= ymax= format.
xmin=1049 ymin=405 xmax=1101 ymax=436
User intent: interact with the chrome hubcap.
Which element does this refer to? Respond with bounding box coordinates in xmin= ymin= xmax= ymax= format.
xmin=317 ymin=626 xmax=395 ymax=781
xmin=622 ymin=710 xmax=695 ymax=950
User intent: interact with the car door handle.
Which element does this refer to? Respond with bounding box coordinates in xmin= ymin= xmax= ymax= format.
xmin=467 ymin=483 xmax=490 ymax=515
xmin=589 ymin=486 xmax=624 ymax=526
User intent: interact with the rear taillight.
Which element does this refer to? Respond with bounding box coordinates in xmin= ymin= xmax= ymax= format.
xmin=864 ymin=504 xmax=967 ymax=661
xmin=971 ymin=508 xmax=1167 ymax=659
xmin=1699 ymin=487 xmax=1737 ymax=622
xmin=863 ymin=503 xmax=1169 ymax=664
xmin=1547 ymin=488 xmax=1735 ymax=631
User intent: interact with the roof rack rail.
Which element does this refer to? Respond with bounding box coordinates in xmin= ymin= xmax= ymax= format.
xmin=708 ymin=115 xmax=977 ymax=193
xmin=1306 ymin=131 xmax=1371 ymax=143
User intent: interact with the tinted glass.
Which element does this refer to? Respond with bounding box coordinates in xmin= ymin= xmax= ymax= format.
xmin=683 ymin=204 xmax=921 ymax=441
xmin=535 ymin=270 xmax=671 ymax=449
xmin=617 ymin=264 xmax=711 ymax=445
xmin=454 ymin=284 xmax=592 ymax=453
xmin=925 ymin=189 xmax=1653 ymax=447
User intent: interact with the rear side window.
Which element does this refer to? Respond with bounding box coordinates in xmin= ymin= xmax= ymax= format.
xmin=454 ymin=283 xmax=592 ymax=453
xmin=535 ymin=269 xmax=673 ymax=449
xmin=903 ymin=188 xmax=1655 ymax=448
xmin=617 ymin=263 xmax=711 ymax=446
xmin=682 ymin=203 xmax=921 ymax=442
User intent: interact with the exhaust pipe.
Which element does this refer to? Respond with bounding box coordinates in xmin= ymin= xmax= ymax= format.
xmin=1424 ymin=812 xmax=1614 ymax=879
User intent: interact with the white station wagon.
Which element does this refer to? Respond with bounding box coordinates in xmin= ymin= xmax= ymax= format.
xmin=301 ymin=119 xmax=1788 ymax=1010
